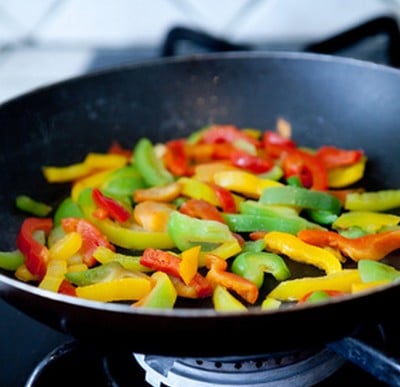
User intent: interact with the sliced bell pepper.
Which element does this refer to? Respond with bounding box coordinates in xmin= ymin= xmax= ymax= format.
xmin=260 ymin=186 xmax=342 ymax=214
xmin=77 ymin=188 xmax=175 ymax=250
xmin=92 ymin=188 xmax=131 ymax=223
xmin=133 ymin=271 xmax=177 ymax=309
xmin=92 ymin=246 xmax=150 ymax=272
xmin=16 ymin=217 xmax=53 ymax=279
xmin=163 ymin=139 xmax=193 ymax=177
xmin=298 ymin=289 xmax=345 ymax=304
xmin=298 ymin=229 xmax=400 ymax=262
xmin=199 ymin=124 xmax=260 ymax=147
xmin=61 ymin=217 xmax=114 ymax=267
xmin=223 ymin=213 xmax=323 ymax=235
xmin=316 ymin=146 xmax=363 ymax=169
xmin=178 ymin=177 xmax=220 ymax=206
xmin=212 ymin=285 xmax=247 ymax=312
xmin=48 ymin=231 xmax=82 ymax=261
xmin=209 ymin=183 xmax=237 ymax=213
xmin=38 ymin=259 xmax=67 ymax=292
xmin=267 ymin=269 xmax=361 ymax=301
xmin=261 ymin=297 xmax=282 ymax=310
xmin=15 ymin=195 xmax=52 ymax=217
xmin=133 ymin=138 xmax=174 ymax=187
xmin=213 ymin=170 xmax=282 ymax=199
xmin=75 ymin=277 xmax=151 ymax=302
xmin=167 ymin=211 xmax=240 ymax=259
xmin=231 ymin=251 xmax=291 ymax=288
xmin=264 ymin=231 xmax=342 ymax=274
xmin=327 ymin=156 xmax=367 ymax=188
xmin=179 ymin=245 xmax=200 ymax=285
xmin=332 ymin=211 xmax=400 ymax=234
xmin=54 ymin=197 xmax=83 ymax=226
xmin=133 ymin=182 xmax=181 ymax=203
xmin=140 ymin=248 xmax=213 ymax=298
xmin=179 ymin=198 xmax=225 ymax=223
xmin=229 ymin=150 xmax=273 ymax=174
xmin=133 ymin=200 xmax=175 ymax=232
xmin=100 ymin=165 xmax=147 ymax=199
xmin=192 ymin=161 xmax=238 ymax=183
xmin=358 ymin=260 xmax=400 ymax=283
xmin=205 ymin=254 xmax=259 ymax=304
xmin=15 ymin=264 xmax=38 ymax=282
xmin=345 ymin=189 xmax=400 ymax=212
xmin=262 ymin=130 xmax=296 ymax=159
xmin=65 ymin=261 xmax=148 ymax=286
xmin=282 ymin=149 xmax=328 ymax=190
xmin=0 ymin=250 xmax=25 ymax=271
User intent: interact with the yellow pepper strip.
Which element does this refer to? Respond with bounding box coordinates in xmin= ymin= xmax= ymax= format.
xmin=351 ymin=280 xmax=390 ymax=293
xmin=213 ymin=170 xmax=282 ymax=199
xmin=15 ymin=264 xmax=38 ymax=282
xmin=198 ymin=239 xmax=242 ymax=266
xmin=43 ymin=162 xmax=94 ymax=183
xmin=43 ymin=153 xmax=126 ymax=184
xmin=193 ymin=162 xmax=238 ymax=183
xmin=133 ymin=182 xmax=182 ymax=203
xmin=75 ymin=277 xmax=151 ymax=302
xmin=133 ymin=201 xmax=175 ymax=232
xmin=48 ymin=232 xmax=82 ymax=261
xmin=83 ymin=153 xmax=127 ymax=169
xmin=212 ymin=285 xmax=247 ymax=312
xmin=67 ymin=263 xmax=88 ymax=272
xmin=179 ymin=177 xmax=220 ymax=206
xmin=268 ymin=269 xmax=361 ymax=301
xmin=333 ymin=211 xmax=400 ymax=234
xmin=328 ymin=156 xmax=367 ymax=188
xmin=71 ymin=169 xmax=117 ymax=202
xmin=264 ymin=231 xmax=342 ymax=275
xmin=93 ymin=246 xmax=151 ymax=272
xmin=179 ymin=245 xmax=200 ymax=285
xmin=38 ymin=259 xmax=68 ymax=292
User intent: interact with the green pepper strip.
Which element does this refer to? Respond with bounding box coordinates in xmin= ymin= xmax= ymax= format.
xmin=167 ymin=210 xmax=238 ymax=252
xmin=16 ymin=195 xmax=52 ymax=217
xmin=231 ymin=251 xmax=291 ymax=288
xmin=223 ymin=214 xmax=322 ymax=235
xmin=133 ymin=138 xmax=174 ymax=187
xmin=358 ymin=260 xmax=400 ymax=283
xmin=65 ymin=261 xmax=147 ymax=286
xmin=54 ymin=197 xmax=84 ymax=226
xmin=77 ymin=188 xmax=174 ymax=250
xmin=260 ymin=186 xmax=342 ymax=214
xmin=0 ymin=250 xmax=25 ymax=271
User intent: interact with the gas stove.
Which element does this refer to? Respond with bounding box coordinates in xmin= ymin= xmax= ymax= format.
xmin=2 ymin=15 xmax=400 ymax=387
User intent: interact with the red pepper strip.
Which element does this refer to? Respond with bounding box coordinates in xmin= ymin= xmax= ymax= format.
xmin=298 ymin=229 xmax=400 ymax=262
xmin=205 ymin=254 xmax=259 ymax=304
xmin=140 ymin=248 xmax=213 ymax=298
xmin=107 ymin=141 xmax=132 ymax=159
xmin=209 ymin=183 xmax=237 ymax=213
xmin=249 ymin=231 xmax=267 ymax=240
xmin=229 ymin=150 xmax=273 ymax=174
xmin=282 ymin=149 xmax=328 ymax=191
xmin=61 ymin=218 xmax=114 ymax=267
xmin=16 ymin=217 xmax=53 ymax=279
xmin=316 ymin=146 xmax=363 ymax=169
xmin=262 ymin=130 xmax=296 ymax=159
xmin=200 ymin=125 xmax=260 ymax=147
xmin=164 ymin=139 xmax=193 ymax=177
xmin=92 ymin=188 xmax=131 ymax=223
xmin=179 ymin=198 xmax=226 ymax=223
xmin=58 ymin=279 xmax=77 ymax=296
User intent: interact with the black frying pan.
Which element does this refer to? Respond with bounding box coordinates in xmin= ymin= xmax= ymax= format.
xmin=1 ymin=52 xmax=400 ymax=357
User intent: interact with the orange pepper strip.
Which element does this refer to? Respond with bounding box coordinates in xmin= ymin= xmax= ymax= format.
xmin=205 ymin=254 xmax=259 ymax=304
xmin=133 ymin=182 xmax=181 ymax=203
xmin=298 ymin=229 xmax=400 ymax=262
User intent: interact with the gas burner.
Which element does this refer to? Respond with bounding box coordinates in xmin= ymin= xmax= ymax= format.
xmin=133 ymin=349 xmax=345 ymax=387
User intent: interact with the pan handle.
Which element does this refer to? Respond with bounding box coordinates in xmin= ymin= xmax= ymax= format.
xmin=328 ymin=336 xmax=400 ymax=385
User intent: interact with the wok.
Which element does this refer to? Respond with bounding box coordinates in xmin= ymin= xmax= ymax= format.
xmin=1 ymin=51 xmax=400 ymax=358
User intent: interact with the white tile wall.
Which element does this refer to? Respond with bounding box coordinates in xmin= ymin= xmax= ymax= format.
xmin=0 ymin=0 xmax=399 ymax=103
